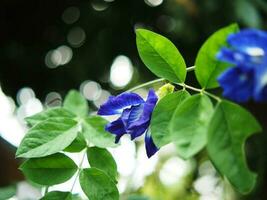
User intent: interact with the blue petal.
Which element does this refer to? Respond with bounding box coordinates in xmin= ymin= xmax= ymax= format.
xmin=105 ymin=118 xmax=126 ymax=143
xmin=218 ymin=66 xmax=254 ymax=102
xmin=98 ymin=93 xmax=144 ymax=115
xmin=228 ymin=29 xmax=267 ymax=53
xmin=128 ymin=89 xmax=158 ymax=139
xmin=145 ymin=130 xmax=159 ymax=158
xmin=254 ymin=66 xmax=267 ymax=102
xmin=216 ymin=48 xmax=252 ymax=66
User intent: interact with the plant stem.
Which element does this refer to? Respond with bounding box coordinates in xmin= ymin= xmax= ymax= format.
xmin=127 ymin=78 xmax=165 ymax=92
xmin=70 ymin=149 xmax=87 ymax=192
xmin=127 ymin=66 xmax=195 ymax=92
xmin=44 ymin=186 xmax=49 ymax=195
xmin=175 ymin=83 xmax=221 ymax=102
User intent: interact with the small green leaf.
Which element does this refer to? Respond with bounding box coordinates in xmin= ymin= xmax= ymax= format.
xmin=136 ymin=29 xmax=187 ymax=83
xmin=64 ymin=132 xmax=87 ymax=153
xmin=207 ymin=100 xmax=262 ymax=194
xmin=82 ymin=116 xmax=116 ymax=148
xmin=26 ymin=108 xmax=76 ymax=126
xmin=170 ymin=94 xmax=213 ymax=159
xmin=87 ymin=147 xmax=117 ymax=181
xmin=151 ymin=90 xmax=190 ymax=148
xmin=40 ymin=191 xmax=72 ymax=200
xmin=79 ymin=168 xmax=119 ymax=200
xmin=195 ymin=24 xmax=239 ymax=89
xmin=20 ymin=153 xmax=77 ymax=186
xmin=63 ymin=90 xmax=89 ymax=117
xmin=16 ymin=118 xmax=79 ymax=158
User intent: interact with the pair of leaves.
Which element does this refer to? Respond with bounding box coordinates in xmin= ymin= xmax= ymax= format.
xmin=16 ymin=90 xmax=116 ymax=159
xmin=75 ymin=147 xmax=119 ymax=200
xmin=151 ymin=91 xmax=261 ymax=194
xmin=136 ymin=24 xmax=239 ymax=89
xmin=151 ymin=92 xmax=213 ymax=159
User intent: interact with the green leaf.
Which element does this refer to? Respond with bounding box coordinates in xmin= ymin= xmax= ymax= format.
xmin=64 ymin=132 xmax=87 ymax=153
xmin=20 ymin=153 xmax=77 ymax=186
xmin=40 ymin=191 xmax=72 ymax=200
xmin=195 ymin=24 xmax=239 ymax=89
xmin=87 ymin=147 xmax=117 ymax=181
xmin=0 ymin=185 xmax=16 ymax=200
xmin=26 ymin=107 xmax=76 ymax=127
xmin=170 ymin=94 xmax=213 ymax=159
xmin=79 ymin=168 xmax=119 ymax=200
xmin=136 ymin=29 xmax=186 ymax=83
xmin=151 ymin=90 xmax=190 ymax=148
xmin=63 ymin=90 xmax=89 ymax=117
xmin=82 ymin=116 xmax=116 ymax=148
xmin=207 ymin=100 xmax=262 ymax=194
xmin=16 ymin=118 xmax=79 ymax=158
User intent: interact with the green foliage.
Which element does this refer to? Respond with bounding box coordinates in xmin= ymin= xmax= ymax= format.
xmin=170 ymin=94 xmax=214 ymax=159
xmin=64 ymin=132 xmax=87 ymax=153
xmin=151 ymin=90 xmax=190 ymax=148
xmin=136 ymin=29 xmax=187 ymax=83
xmin=25 ymin=107 xmax=76 ymax=127
xmin=16 ymin=117 xmax=79 ymax=158
xmin=82 ymin=116 xmax=116 ymax=148
xmin=16 ymin=90 xmax=119 ymax=199
xmin=87 ymin=147 xmax=118 ymax=181
xmin=40 ymin=191 xmax=72 ymax=200
xmin=195 ymin=24 xmax=239 ymax=89
xmin=79 ymin=168 xmax=119 ymax=200
xmin=0 ymin=185 xmax=16 ymax=200
xmin=63 ymin=90 xmax=89 ymax=117
xmin=207 ymin=100 xmax=262 ymax=194
xmin=20 ymin=153 xmax=77 ymax=185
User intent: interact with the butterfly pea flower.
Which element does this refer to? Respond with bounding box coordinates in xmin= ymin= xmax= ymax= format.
xmin=97 ymin=89 xmax=159 ymax=158
xmin=217 ymin=29 xmax=267 ymax=102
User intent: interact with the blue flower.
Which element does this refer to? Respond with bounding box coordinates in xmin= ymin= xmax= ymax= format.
xmin=97 ymin=89 xmax=159 ymax=158
xmin=217 ymin=29 xmax=267 ymax=102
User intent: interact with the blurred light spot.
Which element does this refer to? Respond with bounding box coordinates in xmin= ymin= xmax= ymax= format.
xmin=93 ymin=90 xmax=110 ymax=108
xmin=45 ymin=92 xmax=62 ymax=107
xmin=110 ymin=55 xmax=134 ymax=88
xmin=0 ymin=87 xmax=25 ymax=147
xmin=144 ymin=0 xmax=163 ymax=7
xmin=130 ymin=143 xmax=159 ymax=190
xmin=45 ymin=45 xmax=73 ymax=68
xmin=80 ymin=80 xmax=102 ymax=101
xmin=17 ymin=87 xmax=35 ymax=105
xmin=104 ymin=0 xmax=115 ymax=2
xmin=24 ymin=98 xmax=43 ymax=117
xmin=67 ymin=27 xmax=86 ymax=47
xmin=194 ymin=175 xmax=220 ymax=196
xmin=62 ymin=7 xmax=80 ymax=24
xmin=91 ymin=0 xmax=109 ymax=11
xmin=156 ymin=15 xmax=176 ymax=32
xmin=159 ymin=157 xmax=191 ymax=186
xmin=198 ymin=161 xmax=216 ymax=177
xmin=109 ymin=136 xmax=136 ymax=177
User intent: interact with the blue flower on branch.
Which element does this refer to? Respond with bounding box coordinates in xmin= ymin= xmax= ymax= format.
xmin=98 ymin=89 xmax=159 ymax=158
xmin=217 ymin=29 xmax=267 ymax=102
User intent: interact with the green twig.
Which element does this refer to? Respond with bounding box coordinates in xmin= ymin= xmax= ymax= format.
xmin=70 ymin=149 xmax=87 ymax=192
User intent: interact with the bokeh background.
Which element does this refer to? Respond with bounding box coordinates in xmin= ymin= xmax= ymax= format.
xmin=0 ymin=0 xmax=267 ymax=199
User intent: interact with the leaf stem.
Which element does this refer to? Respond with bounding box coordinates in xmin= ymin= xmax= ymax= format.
xmin=70 ymin=149 xmax=87 ymax=192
